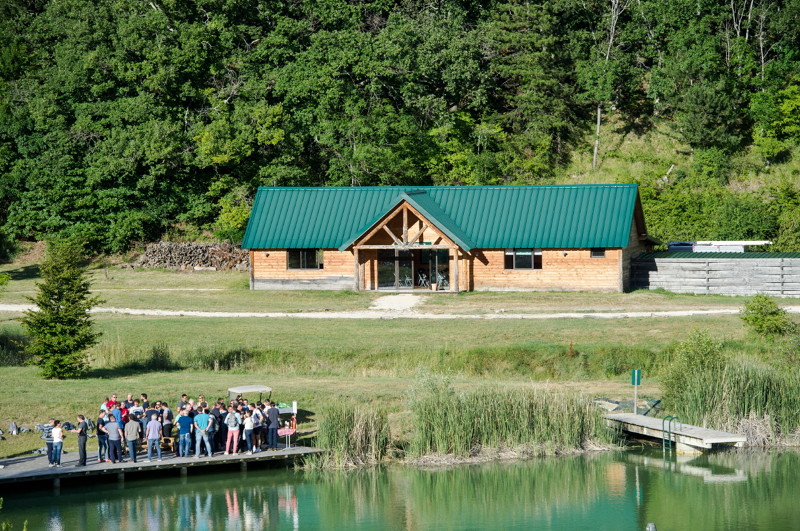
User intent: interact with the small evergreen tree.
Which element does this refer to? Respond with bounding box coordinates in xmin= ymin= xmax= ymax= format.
xmin=20 ymin=241 xmax=102 ymax=379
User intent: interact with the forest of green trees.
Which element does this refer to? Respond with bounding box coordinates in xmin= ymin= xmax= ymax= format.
xmin=1 ymin=0 xmax=799 ymax=254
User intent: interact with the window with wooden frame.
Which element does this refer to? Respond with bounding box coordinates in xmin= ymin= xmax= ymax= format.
xmin=590 ymin=248 xmax=606 ymax=258
xmin=288 ymin=249 xmax=324 ymax=269
xmin=504 ymin=249 xmax=542 ymax=270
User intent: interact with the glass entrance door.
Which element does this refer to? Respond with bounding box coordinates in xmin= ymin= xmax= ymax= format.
xmin=420 ymin=249 xmax=450 ymax=290
xmin=377 ymin=249 xmax=414 ymax=289
xmin=377 ymin=250 xmax=396 ymax=288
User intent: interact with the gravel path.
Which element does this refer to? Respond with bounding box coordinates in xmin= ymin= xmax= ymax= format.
xmin=1 ymin=297 xmax=797 ymax=320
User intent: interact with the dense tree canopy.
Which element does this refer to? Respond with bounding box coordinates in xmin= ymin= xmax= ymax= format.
xmin=0 ymin=0 xmax=799 ymax=251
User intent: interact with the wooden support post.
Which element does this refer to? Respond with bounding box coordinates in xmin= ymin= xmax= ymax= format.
xmin=402 ymin=206 xmax=408 ymax=243
xmin=249 ymin=250 xmax=255 ymax=290
xmin=240 ymin=461 xmax=248 ymax=472
xmin=117 ymin=471 xmax=125 ymax=483
xmin=452 ymin=249 xmax=459 ymax=292
xmin=353 ymin=248 xmax=360 ymax=291
xmin=180 ymin=467 xmax=188 ymax=477
xmin=53 ymin=478 xmax=61 ymax=490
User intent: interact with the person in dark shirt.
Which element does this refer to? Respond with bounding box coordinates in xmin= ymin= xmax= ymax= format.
xmin=71 ymin=415 xmax=89 ymax=466
xmin=161 ymin=402 xmax=174 ymax=438
xmin=267 ymin=402 xmax=280 ymax=451
xmin=97 ymin=410 xmax=109 ymax=462
xmin=144 ymin=406 xmax=159 ymax=423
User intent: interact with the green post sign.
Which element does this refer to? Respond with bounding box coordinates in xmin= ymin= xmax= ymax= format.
xmin=631 ymin=370 xmax=642 ymax=414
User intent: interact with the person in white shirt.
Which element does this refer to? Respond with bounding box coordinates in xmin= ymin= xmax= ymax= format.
xmin=51 ymin=420 xmax=64 ymax=467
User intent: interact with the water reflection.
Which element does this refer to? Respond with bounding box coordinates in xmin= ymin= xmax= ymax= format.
xmin=3 ymin=449 xmax=800 ymax=530
xmin=622 ymin=452 xmax=748 ymax=483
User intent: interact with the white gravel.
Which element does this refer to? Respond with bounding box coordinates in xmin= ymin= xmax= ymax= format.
xmin=1 ymin=302 xmax=799 ymax=320
xmin=369 ymin=294 xmax=424 ymax=312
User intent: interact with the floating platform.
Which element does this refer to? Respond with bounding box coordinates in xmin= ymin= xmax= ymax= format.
xmin=0 ymin=444 xmax=324 ymax=491
xmin=605 ymin=413 xmax=747 ymax=454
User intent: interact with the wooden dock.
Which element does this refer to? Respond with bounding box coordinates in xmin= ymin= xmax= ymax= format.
xmin=605 ymin=413 xmax=746 ymax=454
xmin=0 ymin=444 xmax=324 ymax=491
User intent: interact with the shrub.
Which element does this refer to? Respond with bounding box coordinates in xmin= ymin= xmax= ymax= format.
xmin=189 ymin=347 xmax=255 ymax=371
xmin=141 ymin=344 xmax=179 ymax=371
xmin=0 ymin=330 xmax=30 ymax=366
xmin=740 ymin=294 xmax=798 ymax=338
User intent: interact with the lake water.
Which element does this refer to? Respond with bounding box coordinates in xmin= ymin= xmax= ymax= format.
xmin=2 ymin=448 xmax=798 ymax=530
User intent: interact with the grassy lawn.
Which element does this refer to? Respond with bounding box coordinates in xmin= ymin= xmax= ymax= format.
xmin=0 ymin=257 xmax=766 ymax=315
xmin=76 ymin=313 xmax=745 ymax=357
xmin=419 ymin=289 xmax=753 ymax=314
xmin=0 ymin=264 xmax=383 ymax=312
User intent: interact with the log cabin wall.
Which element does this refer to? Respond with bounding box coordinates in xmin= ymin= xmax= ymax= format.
xmin=469 ymin=248 xmax=623 ymax=292
xmin=620 ymin=218 xmax=650 ymax=291
xmin=251 ymin=246 xmax=627 ymax=291
xmin=250 ymin=249 xmax=354 ymax=290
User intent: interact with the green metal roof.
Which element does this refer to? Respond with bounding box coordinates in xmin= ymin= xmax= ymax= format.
xmin=638 ymin=252 xmax=800 ymax=259
xmin=241 ymin=185 xmax=642 ymax=250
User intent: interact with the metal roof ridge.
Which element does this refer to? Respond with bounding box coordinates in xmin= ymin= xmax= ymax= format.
xmin=254 ymin=183 xmax=638 ymax=191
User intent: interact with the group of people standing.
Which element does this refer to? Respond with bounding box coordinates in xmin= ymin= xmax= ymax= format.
xmin=43 ymin=391 xmax=288 ymax=467
xmin=173 ymin=395 xmax=283 ymax=458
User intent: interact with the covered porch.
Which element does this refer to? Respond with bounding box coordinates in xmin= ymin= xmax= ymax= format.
xmin=372 ymin=247 xmax=453 ymax=291
xmin=341 ymin=193 xmax=471 ymax=293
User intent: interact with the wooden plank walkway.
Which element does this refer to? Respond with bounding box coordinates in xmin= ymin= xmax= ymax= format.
xmin=605 ymin=413 xmax=746 ymax=454
xmin=0 ymin=444 xmax=324 ymax=490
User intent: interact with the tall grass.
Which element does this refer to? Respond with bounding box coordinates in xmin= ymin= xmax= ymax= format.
xmin=667 ymin=359 xmax=800 ymax=443
xmin=408 ymin=381 xmax=615 ymax=458
xmin=661 ymin=329 xmax=800 ymax=444
xmin=310 ymin=402 xmax=390 ymax=468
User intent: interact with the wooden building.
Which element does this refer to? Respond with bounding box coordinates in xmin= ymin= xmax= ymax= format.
xmin=241 ymin=185 xmax=654 ymax=292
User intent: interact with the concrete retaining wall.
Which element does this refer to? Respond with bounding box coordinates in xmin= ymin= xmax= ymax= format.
xmin=251 ymin=276 xmax=355 ymax=290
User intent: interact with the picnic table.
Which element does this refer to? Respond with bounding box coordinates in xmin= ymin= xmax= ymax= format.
xmin=277 ymin=427 xmax=296 ymax=448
